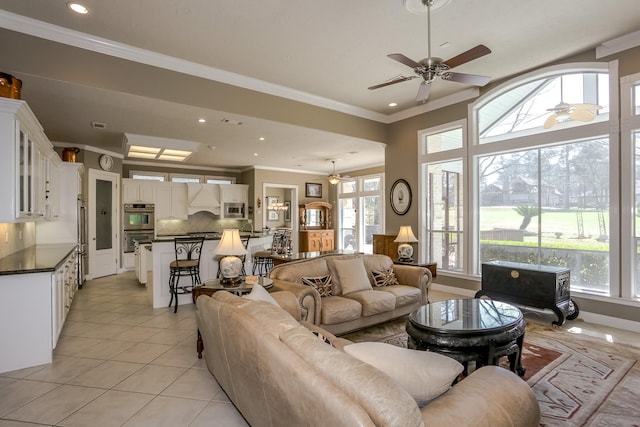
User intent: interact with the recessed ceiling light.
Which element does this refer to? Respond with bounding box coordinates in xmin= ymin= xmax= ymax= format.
xmin=253 ymin=153 xmax=259 ymax=156
xmin=388 ymin=102 xmax=398 ymax=107
xmin=198 ymin=118 xmax=206 ymax=123
xmin=208 ymin=145 xmax=215 ymax=150
xmin=259 ymin=137 xmax=265 ymax=141
xmin=67 ymin=2 xmax=89 ymax=14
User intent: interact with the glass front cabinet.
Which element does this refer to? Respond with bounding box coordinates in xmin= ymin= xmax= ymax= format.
xmin=0 ymin=98 xmax=56 ymax=222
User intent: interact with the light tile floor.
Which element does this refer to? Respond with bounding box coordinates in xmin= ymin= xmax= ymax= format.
xmin=1 ymin=272 xmax=638 ymax=426
xmin=0 ymin=272 xmax=249 ymax=427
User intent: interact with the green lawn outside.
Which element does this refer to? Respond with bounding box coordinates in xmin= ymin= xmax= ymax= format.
xmin=479 ymin=206 xmax=610 ymax=251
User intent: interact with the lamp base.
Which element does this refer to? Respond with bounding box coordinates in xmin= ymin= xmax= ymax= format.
xmin=397 ymin=243 xmax=414 ymax=262
xmin=220 ymin=276 xmax=243 ymax=287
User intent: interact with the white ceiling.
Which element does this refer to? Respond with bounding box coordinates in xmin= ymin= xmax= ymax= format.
xmin=0 ymin=0 xmax=638 ymax=175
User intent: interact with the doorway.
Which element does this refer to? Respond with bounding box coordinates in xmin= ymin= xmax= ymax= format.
xmin=88 ymin=169 xmax=119 ymax=279
xmin=262 ymin=183 xmax=298 ymax=253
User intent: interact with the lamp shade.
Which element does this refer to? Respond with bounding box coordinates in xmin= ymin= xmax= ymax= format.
xmin=394 ymin=226 xmax=418 ymax=243
xmin=214 ymin=229 xmax=247 ymax=255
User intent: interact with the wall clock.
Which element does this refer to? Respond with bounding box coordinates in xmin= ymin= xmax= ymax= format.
xmin=99 ymin=154 xmax=113 ymax=171
xmin=390 ymin=179 xmax=412 ymax=215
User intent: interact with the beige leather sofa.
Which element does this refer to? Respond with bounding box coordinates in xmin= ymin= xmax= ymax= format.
xmin=269 ymin=253 xmax=431 ymax=335
xmin=196 ymin=291 xmax=541 ymax=427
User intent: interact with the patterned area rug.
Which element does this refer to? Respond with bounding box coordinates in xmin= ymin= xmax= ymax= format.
xmin=344 ymin=319 xmax=640 ymax=426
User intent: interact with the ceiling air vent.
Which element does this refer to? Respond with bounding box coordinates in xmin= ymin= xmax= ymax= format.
xmin=221 ymin=118 xmax=243 ymax=125
xmin=91 ymin=121 xmax=107 ymax=129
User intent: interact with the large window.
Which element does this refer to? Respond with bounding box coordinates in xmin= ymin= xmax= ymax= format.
xmin=420 ymin=65 xmax=618 ymax=298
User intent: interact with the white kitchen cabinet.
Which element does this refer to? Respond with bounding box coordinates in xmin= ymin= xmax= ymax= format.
xmin=156 ymin=182 xmax=188 ymax=219
xmin=0 ymin=98 xmax=56 ymax=222
xmin=52 ymin=250 xmax=78 ymax=348
xmin=122 ymin=178 xmax=156 ymax=203
xmin=220 ymin=184 xmax=248 ymax=204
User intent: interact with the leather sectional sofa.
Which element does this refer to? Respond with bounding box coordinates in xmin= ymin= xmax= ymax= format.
xmin=196 ymin=290 xmax=541 ymax=427
xmin=268 ymin=253 xmax=431 ymax=335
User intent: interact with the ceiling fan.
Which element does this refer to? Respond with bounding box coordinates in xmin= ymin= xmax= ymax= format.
xmin=543 ymin=78 xmax=602 ymax=129
xmin=368 ymin=0 xmax=492 ymax=103
xmin=328 ymin=160 xmax=349 ymax=185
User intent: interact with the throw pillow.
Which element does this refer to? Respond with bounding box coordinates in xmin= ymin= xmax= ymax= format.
xmin=371 ymin=268 xmax=399 ymax=287
xmin=301 ymin=275 xmax=333 ymax=297
xmin=242 ymin=284 xmax=279 ymax=306
xmin=332 ymin=257 xmax=372 ymax=294
xmin=343 ymin=342 xmax=463 ymax=406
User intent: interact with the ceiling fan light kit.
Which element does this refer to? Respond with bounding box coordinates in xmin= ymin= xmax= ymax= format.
xmin=370 ymin=0 xmax=492 ymax=103
xmin=543 ymin=78 xmax=603 ymax=129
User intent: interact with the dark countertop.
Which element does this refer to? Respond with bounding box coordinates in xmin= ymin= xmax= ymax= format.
xmin=0 ymin=243 xmax=78 ymax=275
xmin=153 ymin=231 xmax=273 ymax=243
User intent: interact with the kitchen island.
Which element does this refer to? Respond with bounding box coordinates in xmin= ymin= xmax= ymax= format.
xmin=148 ymin=232 xmax=274 ymax=309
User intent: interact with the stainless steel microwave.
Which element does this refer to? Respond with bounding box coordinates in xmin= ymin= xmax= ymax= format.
xmin=224 ymin=202 xmax=245 ymax=218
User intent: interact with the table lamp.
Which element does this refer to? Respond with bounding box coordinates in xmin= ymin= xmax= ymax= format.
xmin=214 ymin=229 xmax=247 ymax=286
xmin=394 ymin=225 xmax=418 ymax=262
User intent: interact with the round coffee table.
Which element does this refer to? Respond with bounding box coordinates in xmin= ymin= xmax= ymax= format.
xmin=407 ymin=299 xmax=526 ymax=376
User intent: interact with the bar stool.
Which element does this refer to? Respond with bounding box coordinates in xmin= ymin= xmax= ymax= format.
xmin=169 ymin=236 xmax=204 ymax=313
xmin=252 ymin=230 xmax=285 ymax=276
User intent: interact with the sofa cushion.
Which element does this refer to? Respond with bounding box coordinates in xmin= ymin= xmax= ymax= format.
xmin=320 ymin=296 xmax=362 ymax=325
xmin=280 ymin=326 xmax=424 ymax=427
xmin=343 ymin=342 xmax=464 ymax=407
xmin=332 ymin=257 xmax=372 ymax=294
xmin=376 ymin=285 xmax=421 ymax=307
xmin=242 ymin=284 xmax=279 ymax=306
xmin=326 ymin=254 xmax=363 ymax=295
xmin=237 ymin=299 xmax=300 ymax=339
xmin=371 ymin=268 xmax=399 ymax=287
xmin=341 ymin=290 xmax=396 ymax=316
xmin=362 ymin=254 xmax=394 ymax=274
xmin=301 ymin=274 xmax=333 ymax=297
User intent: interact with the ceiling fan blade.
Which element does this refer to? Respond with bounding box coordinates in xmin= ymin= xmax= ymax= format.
xmin=443 ymin=44 xmax=491 ymax=69
xmin=416 ymin=81 xmax=431 ymax=103
xmin=443 ymin=72 xmax=491 ymax=86
xmin=368 ymin=76 xmax=415 ymax=90
xmin=570 ymin=109 xmax=596 ymax=122
xmin=388 ymin=53 xmax=423 ymax=69
xmin=543 ymin=114 xmax=558 ymax=129
xmin=572 ymin=103 xmax=603 ymax=110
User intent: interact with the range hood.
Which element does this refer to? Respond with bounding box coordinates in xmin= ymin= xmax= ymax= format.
xmin=187 ymin=183 xmax=220 ymax=215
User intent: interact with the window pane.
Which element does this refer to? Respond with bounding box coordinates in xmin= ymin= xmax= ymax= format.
xmin=634 ymin=131 xmax=640 ymax=297
xmin=425 ymin=128 xmax=463 ymax=154
xmin=363 ymin=177 xmax=380 ymax=192
xmin=172 ymin=177 xmax=201 ymax=183
xmin=339 ymin=198 xmax=356 ymax=250
xmin=361 ymin=195 xmax=382 ymax=253
xmin=426 ymin=160 xmax=464 ymax=271
xmin=478 ymin=139 xmax=610 ymax=295
xmin=635 ymin=85 xmax=640 ymax=116
xmin=340 ymin=180 xmax=356 ymax=193
xmin=479 ymin=73 xmax=609 ymax=143
xmin=131 ymin=174 xmax=165 ymax=181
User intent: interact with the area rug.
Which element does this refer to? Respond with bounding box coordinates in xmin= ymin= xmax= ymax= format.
xmin=344 ymin=319 xmax=640 ymax=426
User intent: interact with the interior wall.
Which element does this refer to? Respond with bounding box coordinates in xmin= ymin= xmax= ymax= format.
xmin=0 ymin=222 xmax=36 ymax=258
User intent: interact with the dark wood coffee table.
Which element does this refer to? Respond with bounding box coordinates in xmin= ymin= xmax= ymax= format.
xmin=406 ymin=299 xmax=526 ymax=376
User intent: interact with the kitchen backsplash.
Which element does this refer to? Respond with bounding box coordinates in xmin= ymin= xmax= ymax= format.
xmin=156 ymin=211 xmax=249 ymax=236
xmin=0 ymin=222 xmax=36 ymax=259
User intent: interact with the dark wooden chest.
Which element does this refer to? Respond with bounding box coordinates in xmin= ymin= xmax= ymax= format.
xmin=477 ymin=260 xmax=577 ymax=326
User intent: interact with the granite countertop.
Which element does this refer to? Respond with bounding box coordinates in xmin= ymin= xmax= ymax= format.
xmin=153 ymin=231 xmax=273 ymax=243
xmin=0 ymin=243 xmax=78 ymax=275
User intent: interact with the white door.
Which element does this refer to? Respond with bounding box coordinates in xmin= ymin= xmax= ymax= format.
xmin=88 ymin=169 xmax=119 ymax=279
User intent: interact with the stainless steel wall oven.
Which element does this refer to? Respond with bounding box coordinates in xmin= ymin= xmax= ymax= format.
xmin=123 ymin=203 xmax=154 ymax=253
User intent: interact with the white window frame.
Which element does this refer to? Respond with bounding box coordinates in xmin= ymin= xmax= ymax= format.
xmin=129 ymin=170 xmax=167 ymax=181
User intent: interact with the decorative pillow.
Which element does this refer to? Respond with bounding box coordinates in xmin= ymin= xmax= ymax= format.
xmin=301 ymin=275 xmax=333 ymax=297
xmin=332 ymin=257 xmax=372 ymax=294
xmin=371 ymin=268 xmax=399 ymax=287
xmin=343 ymin=342 xmax=463 ymax=407
xmin=242 ymin=284 xmax=279 ymax=306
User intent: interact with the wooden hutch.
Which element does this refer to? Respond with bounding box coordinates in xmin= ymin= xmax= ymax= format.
xmin=299 ymin=201 xmax=334 ymax=252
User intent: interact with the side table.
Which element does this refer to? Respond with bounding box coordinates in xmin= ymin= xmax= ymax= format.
xmin=193 ymin=278 xmax=273 ymax=358
xmin=393 ymin=259 xmax=437 ymax=278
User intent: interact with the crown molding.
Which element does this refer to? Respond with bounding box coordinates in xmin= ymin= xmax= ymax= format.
xmin=0 ymin=10 xmax=390 ymax=124
xmin=52 ymin=141 xmax=124 ymax=159
xmin=122 ymin=159 xmax=241 ymax=173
